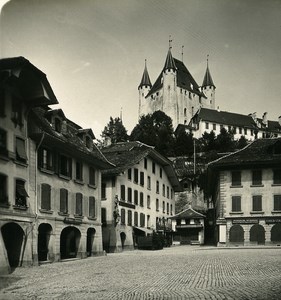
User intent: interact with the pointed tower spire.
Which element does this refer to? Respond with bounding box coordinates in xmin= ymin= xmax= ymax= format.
xmin=202 ymin=54 xmax=215 ymax=88
xmin=138 ymin=59 xmax=152 ymax=89
xmin=164 ymin=36 xmax=176 ymax=71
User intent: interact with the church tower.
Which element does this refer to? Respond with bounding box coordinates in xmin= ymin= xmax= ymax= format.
xmin=138 ymin=59 xmax=152 ymax=117
xmin=201 ymin=56 xmax=216 ymax=109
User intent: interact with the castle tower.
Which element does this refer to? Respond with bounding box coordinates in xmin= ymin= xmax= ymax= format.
xmin=201 ymin=56 xmax=216 ymax=109
xmin=138 ymin=59 xmax=152 ymax=117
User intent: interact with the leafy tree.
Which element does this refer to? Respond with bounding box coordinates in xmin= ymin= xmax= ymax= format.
xmin=101 ymin=117 xmax=128 ymax=144
xmin=198 ymin=131 xmax=216 ymax=152
xmin=175 ymin=192 xmax=191 ymax=213
xmin=130 ymin=111 xmax=175 ymax=156
xmin=174 ymin=127 xmax=194 ymax=156
xmin=236 ymin=135 xmax=248 ymax=149
xmin=215 ymin=127 xmax=235 ymax=152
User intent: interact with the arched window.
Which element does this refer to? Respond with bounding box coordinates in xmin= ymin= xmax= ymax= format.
xmin=250 ymin=224 xmax=265 ymax=244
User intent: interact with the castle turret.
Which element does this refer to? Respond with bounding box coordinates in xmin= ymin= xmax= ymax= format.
xmin=201 ymin=56 xmax=216 ymax=109
xmin=138 ymin=59 xmax=152 ymax=117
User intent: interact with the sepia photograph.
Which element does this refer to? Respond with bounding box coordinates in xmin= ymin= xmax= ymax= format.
xmin=0 ymin=0 xmax=281 ymax=299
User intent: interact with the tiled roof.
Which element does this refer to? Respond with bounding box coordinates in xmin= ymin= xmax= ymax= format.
xmin=29 ymin=107 xmax=113 ymax=169
xmin=101 ymin=141 xmax=182 ymax=191
xmin=169 ymin=207 xmax=205 ymax=220
xmin=0 ymin=56 xmax=58 ymax=106
xmin=146 ymin=57 xmax=202 ymax=98
xmin=202 ymin=65 xmax=215 ymax=88
xmin=208 ymin=138 xmax=281 ymax=168
xmin=192 ymin=108 xmax=257 ymax=128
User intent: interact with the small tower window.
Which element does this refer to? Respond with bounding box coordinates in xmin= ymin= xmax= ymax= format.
xmin=184 ymin=108 xmax=187 ymax=117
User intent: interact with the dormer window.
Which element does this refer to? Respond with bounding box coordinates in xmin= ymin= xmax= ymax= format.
xmin=54 ymin=118 xmax=61 ymax=133
xmin=85 ymin=135 xmax=92 ymax=149
xmin=11 ymin=97 xmax=23 ymax=127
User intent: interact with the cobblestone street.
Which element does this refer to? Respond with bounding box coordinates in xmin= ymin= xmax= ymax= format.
xmin=0 ymin=246 xmax=281 ymax=300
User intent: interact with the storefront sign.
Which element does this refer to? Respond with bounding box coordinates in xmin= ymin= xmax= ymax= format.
xmin=265 ymin=219 xmax=281 ymax=224
xmin=232 ymin=219 xmax=259 ymax=224
xmin=64 ymin=217 xmax=82 ymax=225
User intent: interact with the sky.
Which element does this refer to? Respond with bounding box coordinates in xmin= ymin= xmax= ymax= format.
xmin=1 ymin=0 xmax=280 ymax=138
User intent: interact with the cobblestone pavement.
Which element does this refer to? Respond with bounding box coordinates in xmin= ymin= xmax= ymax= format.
xmin=0 ymin=246 xmax=281 ymax=300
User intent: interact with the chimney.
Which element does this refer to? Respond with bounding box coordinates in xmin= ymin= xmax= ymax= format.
xmin=262 ymin=112 xmax=268 ymax=127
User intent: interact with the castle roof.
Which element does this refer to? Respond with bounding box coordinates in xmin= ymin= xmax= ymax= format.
xmin=202 ymin=65 xmax=215 ymax=88
xmin=164 ymin=48 xmax=177 ymax=71
xmin=146 ymin=57 xmax=202 ymax=98
xmin=101 ymin=141 xmax=182 ymax=191
xmin=138 ymin=60 xmax=152 ymax=89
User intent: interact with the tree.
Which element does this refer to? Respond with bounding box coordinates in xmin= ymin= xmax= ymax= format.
xmin=174 ymin=127 xmax=194 ymax=156
xmin=198 ymin=131 xmax=216 ymax=152
xmin=175 ymin=192 xmax=191 ymax=213
xmin=215 ymin=127 xmax=235 ymax=152
xmin=101 ymin=117 xmax=128 ymax=144
xmin=236 ymin=135 xmax=248 ymax=149
xmin=130 ymin=111 xmax=175 ymax=156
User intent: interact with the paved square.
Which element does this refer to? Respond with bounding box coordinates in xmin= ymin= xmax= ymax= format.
xmin=1 ymin=246 xmax=281 ymax=299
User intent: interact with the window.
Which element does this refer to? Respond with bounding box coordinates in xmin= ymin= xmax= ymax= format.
xmin=59 ymin=154 xmax=72 ymax=178
xmin=244 ymin=128 xmax=247 ymax=135
xmin=140 ymin=192 xmax=144 ymax=207
xmin=134 ymin=190 xmax=138 ymax=205
xmin=162 ymin=184 xmax=165 ymax=196
xmin=231 ymin=171 xmax=241 ymax=186
xmin=89 ymin=167 xmax=96 ymax=186
xmin=0 ymin=174 xmax=8 ymax=205
xmin=128 ymin=168 xmax=132 ymax=180
xmin=128 ymin=187 xmax=132 ymax=203
xmin=184 ymin=108 xmax=187 ymax=117
xmin=40 ymin=148 xmax=53 ymax=171
xmin=160 ymin=168 xmax=162 ymax=178
xmin=128 ymin=210 xmax=132 ymax=226
xmin=101 ymin=207 xmax=106 ymax=224
xmin=54 ymin=118 xmax=61 ymax=133
xmin=75 ymin=161 xmax=83 ymax=181
xmin=75 ymin=193 xmax=83 ymax=216
xmin=156 ymin=198 xmax=159 ymax=211
xmin=85 ymin=136 xmax=92 ymax=149
xmin=121 ymin=208 xmax=125 ymax=225
xmin=147 ymin=195 xmax=151 ymax=209
xmin=101 ymin=183 xmax=106 ymax=199
xmin=232 ymin=196 xmax=241 ymax=212
xmin=140 ymin=172 xmax=144 ymax=186
xmin=134 ymin=212 xmax=138 ymax=226
xmin=252 ymin=195 xmax=262 ymax=211
xmin=205 ymin=122 xmax=209 ymax=129
xmin=41 ymin=184 xmax=51 ymax=210
xmin=147 ymin=176 xmax=151 ymax=190
xmin=163 ymin=201 xmax=165 ymax=213
xmin=140 ymin=213 xmax=145 ymax=227
xmin=252 ymin=170 xmax=262 ymax=186
xmin=239 ymin=127 xmax=242 ymax=134
xmin=167 ymin=187 xmax=170 ymax=199
xmin=121 ymin=185 xmax=125 ymax=201
xmin=134 ymin=168 xmax=138 ymax=183
xmin=15 ymin=179 xmax=28 ymax=207
xmin=170 ymin=204 xmax=173 ymax=215
xmin=273 ymin=169 xmax=281 ymax=185
xmin=144 ymin=158 xmax=147 ymax=169
xmin=60 ymin=189 xmax=68 ymax=214
xmin=0 ymin=129 xmax=7 ymax=154
xmin=167 ymin=203 xmax=169 ymax=214
xmin=152 ymin=162 xmax=155 ymax=174
xmin=89 ymin=196 xmax=96 ymax=218
xmin=274 ymin=195 xmax=281 ymax=211
xmin=11 ymin=97 xmax=22 ymax=127
xmin=213 ymin=124 xmax=216 ymax=130
xmin=16 ymin=137 xmax=27 ymax=163
xmin=156 ymin=181 xmax=159 ymax=193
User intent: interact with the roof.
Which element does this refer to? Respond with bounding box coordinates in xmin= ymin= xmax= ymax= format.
xmin=191 ymin=108 xmax=257 ymax=128
xmin=29 ymin=107 xmax=113 ymax=169
xmin=101 ymin=141 xmax=182 ymax=192
xmin=138 ymin=60 xmax=152 ymax=89
xmin=202 ymin=65 xmax=215 ymax=88
xmin=208 ymin=138 xmax=281 ymax=169
xmin=146 ymin=56 xmax=202 ymax=98
xmin=0 ymin=56 xmax=58 ymax=106
xmin=169 ymin=207 xmax=205 ymax=220
xmin=164 ymin=48 xmax=176 ymax=71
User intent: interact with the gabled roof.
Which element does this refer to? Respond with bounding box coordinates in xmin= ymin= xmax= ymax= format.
xmin=146 ymin=57 xmax=202 ymax=98
xmin=138 ymin=60 xmax=152 ymax=89
xmin=77 ymin=128 xmax=95 ymax=139
xmin=101 ymin=141 xmax=182 ymax=192
xmin=208 ymin=138 xmax=281 ymax=169
xmin=28 ymin=107 xmax=113 ymax=169
xmin=0 ymin=56 xmax=58 ymax=106
xmin=169 ymin=207 xmax=205 ymax=220
xmin=202 ymin=65 xmax=215 ymax=88
xmin=191 ymin=108 xmax=257 ymax=128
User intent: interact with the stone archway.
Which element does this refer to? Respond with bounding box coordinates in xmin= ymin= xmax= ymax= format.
xmin=38 ymin=223 xmax=52 ymax=262
xmin=120 ymin=232 xmax=126 ymax=250
xmin=1 ymin=222 xmax=24 ymax=268
xmin=86 ymin=228 xmax=96 ymax=257
xmin=271 ymin=223 xmax=281 ymax=242
xmin=250 ymin=224 xmax=265 ymax=245
xmin=60 ymin=226 xmax=81 ymax=259
xmin=229 ymin=225 xmax=244 ymax=243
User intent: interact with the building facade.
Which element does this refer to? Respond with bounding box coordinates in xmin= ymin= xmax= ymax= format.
xmin=0 ymin=57 xmax=112 ymax=274
xmin=208 ymin=138 xmax=281 ymax=246
xmin=101 ymin=141 xmax=182 ymax=252
xmin=138 ymin=48 xmax=215 ymax=129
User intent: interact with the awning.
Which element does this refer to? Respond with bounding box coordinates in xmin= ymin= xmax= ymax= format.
xmin=133 ymin=226 xmax=153 ymax=235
